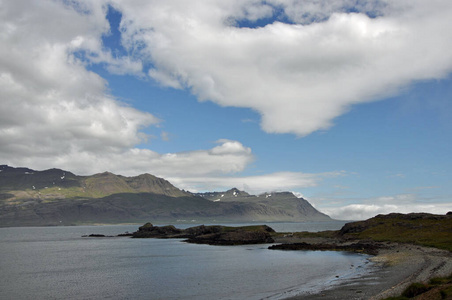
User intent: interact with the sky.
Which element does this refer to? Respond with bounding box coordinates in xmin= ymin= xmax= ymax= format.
xmin=1 ymin=0 xmax=451 ymax=220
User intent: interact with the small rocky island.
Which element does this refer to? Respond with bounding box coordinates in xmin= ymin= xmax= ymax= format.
xmin=131 ymin=222 xmax=275 ymax=245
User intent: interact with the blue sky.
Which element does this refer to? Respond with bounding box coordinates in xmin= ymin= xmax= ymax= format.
xmin=1 ymin=0 xmax=451 ymax=219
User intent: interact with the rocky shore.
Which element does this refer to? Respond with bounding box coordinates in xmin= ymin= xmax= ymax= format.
xmin=82 ymin=213 xmax=451 ymax=299
xmin=268 ymin=212 xmax=452 ymax=299
xmin=269 ymin=240 xmax=384 ymax=255
xmin=281 ymin=241 xmax=452 ymax=300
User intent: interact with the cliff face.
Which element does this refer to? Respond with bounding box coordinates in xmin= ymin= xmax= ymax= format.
xmin=0 ymin=165 xmax=332 ymax=227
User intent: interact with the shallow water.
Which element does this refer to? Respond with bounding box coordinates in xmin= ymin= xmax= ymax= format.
xmin=0 ymin=224 xmax=373 ymax=299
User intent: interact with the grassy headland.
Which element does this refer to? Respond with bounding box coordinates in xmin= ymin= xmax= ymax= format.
xmin=271 ymin=213 xmax=452 ymax=300
xmin=338 ymin=213 xmax=452 ymax=252
xmin=271 ymin=212 xmax=451 ymax=254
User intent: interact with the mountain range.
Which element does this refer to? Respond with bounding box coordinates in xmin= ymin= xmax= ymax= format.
xmin=0 ymin=165 xmax=331 ymax=227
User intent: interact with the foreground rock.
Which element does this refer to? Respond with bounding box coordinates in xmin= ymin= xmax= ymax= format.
xmin=132 ymin=222 xmax=275 ymax=245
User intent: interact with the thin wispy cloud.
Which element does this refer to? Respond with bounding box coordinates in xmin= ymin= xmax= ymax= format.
xmin=168 ymin=171 xmax=345 ymax=195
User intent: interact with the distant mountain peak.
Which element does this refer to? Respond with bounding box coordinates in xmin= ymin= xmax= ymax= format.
xmin=0 ymin=165 xmax=332 ymax=226
xmin=258 ymin=191 xmax=299 ymax=199
xmin=196 ymin=187 xmax=330 ymax=222
xmin=0 ymin=165 xmax=189 ymax=199
xmin=226 ymin=188 xmax=250 ymax=197
xmin=195 ymin=188 xmax=252 ymax=201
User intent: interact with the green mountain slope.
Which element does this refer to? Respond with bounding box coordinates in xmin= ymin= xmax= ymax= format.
xmin=0 ymin=165 xmax=332 ymax=226
xmin=0 ymin=165 xmax=189 ymax=202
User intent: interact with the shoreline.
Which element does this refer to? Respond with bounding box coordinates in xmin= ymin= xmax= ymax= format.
xmin=81 ymin=219 xmax=452 ymax=299
xmin=282 ymin=242 xmax=452 ymax=300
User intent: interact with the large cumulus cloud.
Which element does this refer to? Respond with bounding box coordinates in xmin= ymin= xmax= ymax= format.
xmin=0 ymin=1 xmax=256 ymax=179
xmin=0 ymin=0 xmax=153 ymax=164
xmin=2 ymin=0 xmax=452 ymax=209
xmin=114 ymin=0 xmax=452 ymax=136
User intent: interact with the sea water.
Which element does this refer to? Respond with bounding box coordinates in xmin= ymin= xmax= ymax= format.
xmin=0 ymin=222 xmax=374 ymax=299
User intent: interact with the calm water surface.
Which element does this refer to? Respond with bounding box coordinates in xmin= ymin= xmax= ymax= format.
xmin=0 ymin=222 xmax=374 ymax=299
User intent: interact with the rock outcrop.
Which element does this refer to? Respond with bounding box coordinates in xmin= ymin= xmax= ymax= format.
xmin=132 ymin=223 xmax=184 ymax=238
xmin=132 ymin=223 xmax=275 ymax=245
xmin=268 ymin=241 xmax=383 ymax=255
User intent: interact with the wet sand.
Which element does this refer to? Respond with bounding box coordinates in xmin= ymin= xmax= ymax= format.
xmin=284 ymin=242 xmax=452 ymax=300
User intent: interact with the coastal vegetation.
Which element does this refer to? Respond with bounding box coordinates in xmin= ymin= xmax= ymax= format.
xmin=270 ymin=213 xmax=452 ymax=300
xmin=112 ymin=212 xmax=452 ymax=256
xmin=338 ymin=213 xmax=452 ymax=252
xmin=270 ymin=213 xmax=452 ymax=255
xmin=383 ymin=273 xmax=452 ymax=300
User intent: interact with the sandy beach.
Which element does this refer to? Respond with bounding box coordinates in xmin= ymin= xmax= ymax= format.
xmin=284 ymin=242 xmax=452 ymax=300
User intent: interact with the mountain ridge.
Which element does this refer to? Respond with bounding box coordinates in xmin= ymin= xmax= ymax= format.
xmin=0 ymin=165 xmax=332 ymax=226
xmin=0 ymin=164 xmax=189 ymax=201
xmin=196 ymin=188 xmax=330 ymax=221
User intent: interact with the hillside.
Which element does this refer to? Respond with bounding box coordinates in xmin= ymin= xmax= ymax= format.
xmin=0 ymin=165 xmax=332 ymax=226
xmin=339 ymin=212 xmax=452 ymax=251
xmin=196 ymin=188 xmax=331 ymax=221
xmin=0 ymin=165 xmax=189 ymax=201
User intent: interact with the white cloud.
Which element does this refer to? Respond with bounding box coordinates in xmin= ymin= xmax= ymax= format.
xmin=113 ymin=0 xmax=452 ymax=136
xmin=271 ymin=0 xmax=389 ymax=24
xmin=7 ymin=139 xmax=253 ymax=178
xmin=0 ymin=0 xmax=156 ymax=169
xmin=166 ymin=171 xmax=344 ymax=194
xmin=2 ymin=0 xmax=451 ymax=210
xmin=0 ymin=2 xmax=258 ymax=183
xmin=320 ymin=194 xmax=452 ymax=220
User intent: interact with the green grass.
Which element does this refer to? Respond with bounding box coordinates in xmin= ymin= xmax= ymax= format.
xmin=382 ymin=273 xmax=452 ymax=300
xmin=35 ymin=186 xmax=89 ymax=198
xmin=342 ymin=214 xmax=452 ymax=252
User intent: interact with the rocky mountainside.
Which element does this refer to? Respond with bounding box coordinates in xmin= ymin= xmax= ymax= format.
xmin=0 ymin=165 xmax=332 ymax=227
xmin=196 ymin=188 xmax=331 ymax=222
xmin=0 ymin=165 xmax=189 ymax=200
